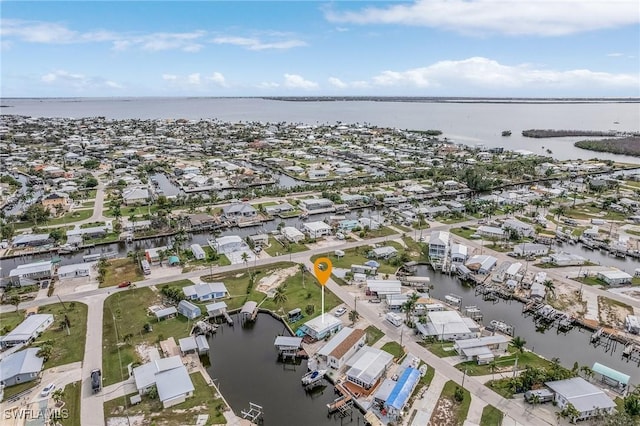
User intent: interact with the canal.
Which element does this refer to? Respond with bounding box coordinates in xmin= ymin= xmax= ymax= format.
xmin=417 ymin=266 xmax=640 ymax=384
xmin=207 ymin=313 xmax=366 ymax=426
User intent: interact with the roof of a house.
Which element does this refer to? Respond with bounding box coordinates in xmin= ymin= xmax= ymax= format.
xmin=0 ymin=348 xmax=44 ymax=382
xmin=387 ymin=367 xmax=421 ymax=410
xmin=1 ymin=314 xmax=53 ymax=343
xmin=346 ymin=346 xmax=393 ymax=386
xmin=156 ymin=365 xmax=194 ymax=402
xmin=178 ymin=336 xmax=198 ymax=352
xmin=545 ymin=377 xmax=616 ymax=413
xmin=592 ymin=362 xmax=630 ymax=386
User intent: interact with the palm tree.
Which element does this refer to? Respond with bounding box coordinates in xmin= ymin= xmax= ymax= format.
xmin=273 ymin=285 xmax=288 ymax=309
xmin=512 ymin=336 xmax=527 ymax=353
xmin=241 ymin=252 xmax=250 ymax=274
xmin=348 ymin=310 xmax=359 ymax=324
xmin=543 ymin=279 xmax=556 ymax=300
xmin=580 ymin=365 xmax=594 ymax=381
xmin=299 ymin=263 xmax=306 ymax=288
xmin=157 ymin=249 xmax=167 ymax=267
xmin=401 ymin=292 xmax=420 ymax=325
xmin=488 ymin=360 xmax=498 ymax=382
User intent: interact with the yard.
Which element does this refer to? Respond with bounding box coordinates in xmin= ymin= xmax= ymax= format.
xmin=102 ymin=288 xmax=194 ymax=386
xmin=60 ymin=381 xmax=81 ymax=426
xmin=480 ymin=405 xmax=503 ymax=426
xmin=310 ymin=245 xmax=400 ymax=275
xmin=381 ymin=341 xmax=405 ymax=360
xmin=419 ymin=341 xmax=457 ymax=358
xmin=15 ymin=210 xmax=93 ymax=229
xmin=100 ymin=258 xmax=144 ymax=288
xmin=263 ymin=235 xmax=308 ymax=257
xmin=364 ymin=325 xmax=385 ymax=345
xmin=32 ymin=302 xmax=88 ymax=368
xmin=103 ymin=372 xmax=227 ymax=425
xmin=450 ymin=227 xmax=479 ymax=240
xmin=456 ymin=345 xmax=556 ymax=377
xmin=429 ymin=380 xmax=471 ymax=426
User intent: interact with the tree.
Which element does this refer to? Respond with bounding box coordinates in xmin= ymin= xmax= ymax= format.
xmin=84 ymin=176 xmax=99 ymax=188
xmin=561 ymin=403 xmax=580 ymax=424
xmin=241 ymin=251 xmax=250 ymax=274
xmin=272 ymin=284 xmax=288 ymax=308
xmin=623 ymin=391 xmax=640 ymax=416
xmin=8 ymin=295 xmax=20 ymax=312
xmin=512 ymin=336 xmax=527 ymax=353
xmin=580 ymin=365 xmax=594 ymax=381
xmin=543 ymin=279 xmax=556 ymax=300
xmin=158 ymin=249 xmax=167 ymax=267
xmin=299 ymin=263 xmax=306 ymax=288
xmin=348 ymin=310 xmax=360 ymax=324
xmin=52 ymin=388 xmax=64 ymax=406
xmin=488 ymin=360 xmax=498 ymax=382
xmin=37 ymin=343 xmax=53 ymax=362
xmin=401 ymin=292 xmax=419 ymax=325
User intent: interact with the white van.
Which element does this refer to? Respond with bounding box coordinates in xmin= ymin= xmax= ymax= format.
xmin=385 ymin=312 xmax=403 ymax=327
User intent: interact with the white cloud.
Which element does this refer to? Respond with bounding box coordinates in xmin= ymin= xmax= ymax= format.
xmin=325 ymin=0 xmax=640 ymax=36
xmin=212 ymin=36 xmax=306 ymax=50
xmin=207 ymin=72 xmax=228 ymax=87
xmin=368 ymin=57 xmax=639 ymax=91
xmin=606 ymin=53 xmax=624 ymax=57
xmin=187 ymin=73 xmax=201 ymax=85
xmin=40 ymin=70 xmax=123 ymax=91
xmin=162 ymin=74 xmax=178 ymax=81
xmin=257 ymin=82 xmax=280 ymax=89
xmin=328 ymin=77 xmax=348 ymax=89
xmin=283 ymin=74 xmax=319 ymax=90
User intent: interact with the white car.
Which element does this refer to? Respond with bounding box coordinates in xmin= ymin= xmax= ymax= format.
xmin=335 ymin=307 xmax=347 ymax=317
xmin=41 ymin=383 xmax=56 ymax=397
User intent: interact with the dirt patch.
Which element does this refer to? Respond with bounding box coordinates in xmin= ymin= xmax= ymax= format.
xmin=106 ymin=415 xmax=145 ymax=426
xmin=135 ymin=343 xmax=156 ymax=363
xmin=428 ymin=397 xmax=456 ymax=426
xmin=255 ymin=266 xmax=298 ymax=294
xmin=550 ymin=283 xmax=586 ymax=317
xmin=598 ymin=296 xmax=633 ymax=328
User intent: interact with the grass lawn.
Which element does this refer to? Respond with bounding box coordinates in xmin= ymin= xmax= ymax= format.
xmin=180 ymin=246 xmax=231 ymax=271
xmin=60 ymin=381 xmax=81 ymax=426
xmin=575 ymin=276 xmax=605 ymax=287
xmin=81 ymin=221 xmax=106 ymax=229
xmin=436 ymin=215 xmax=468 ymax=224
xmin=480 ymin=405 xmax=503 ymax=426
xmin=0 ymin=310 xmax=27 ymax=333
xmin=430 ymin=380 xmax=471 ymax=426
xmin=31 ymin=302 xmax=88 ymax=368
xmin=365 ymin=325 xmax=385 ymax=345
xmin=457 ymin=346 xmax=555 ymax=376
xmin=104 ymin=373 xmax=227 ymax=425
xmin=47 ymin=210 xmax=94 ymax=226
xmin=419 ymin=341 xmax=457 ymax=358
xmin=362 ymin=226 xmax=398 ymax=238
xmin=104 ymin=204 xmax=160 ymax=218
xmin=263 ymin=236 xmax=308 ymax=257
xmin=420 ymin=362 xmax=435 ymax=387
xmin=102 ymin=288 xmax=194 ymax=386
xmin=100 ymin=258 xmax=144 ymax=288
xmin=393 ymin=224 xmax=412 ymax=233
xmin=2 ymin=380 xmax=39 ymax=400
xmin=450 ymin=227 xmax=478 ymax=240
xmin=401 ymin=235 xmax=425 ymax=257
xmin=381 ymin=341 xmax=405 ymax=360
xmin=82 ymin=201 xmax=95 ymax=208
xmin=310 ymin=246 xmax=399 ymax=274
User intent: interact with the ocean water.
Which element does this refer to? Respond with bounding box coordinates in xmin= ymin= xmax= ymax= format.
xmin=2 ymin=97 xmax=639 ymax=163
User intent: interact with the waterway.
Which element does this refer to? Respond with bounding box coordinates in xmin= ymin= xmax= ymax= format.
xmin=207 ymin=313 xmax=366 ymax=426
xmin=416 ymin=266 xmax=640 ymax=384
xmin=552 ymin=240 xmax=637 ymax=275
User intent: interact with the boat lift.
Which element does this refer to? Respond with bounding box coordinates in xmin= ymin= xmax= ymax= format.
xmin=241 ymin=402 xmax=264 ymax=424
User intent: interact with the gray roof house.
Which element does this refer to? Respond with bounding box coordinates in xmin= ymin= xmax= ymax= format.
xmin=545 ymin=377 xmax=616 ymax=422
xmin=177 ymin=300 xmax=201 ymax=319
xmin=183 ymin=282 xmax=228 ymax=302
xmin=0 ymin=348 xmax=44 ymax=387
xmin=345 ymin=346 xmax=394 ymax=390
xmin=222 ymin=202 xmax=257 ymax=219
xmin=122 ymin=187 xmax=151 ymax=205
xmin=132 ymin=355 xmax=194 ymax=408
xmin=1 ymin=314 xmax=54 ymax=348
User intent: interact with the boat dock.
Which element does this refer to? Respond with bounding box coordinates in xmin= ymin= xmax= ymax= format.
xmin=206 ymin=301 xmax=234 ymax=325
xmin=240 ymin=300 xmax=259 ymax=322
xmin=241 ymin=402 xmax=264 ymax=424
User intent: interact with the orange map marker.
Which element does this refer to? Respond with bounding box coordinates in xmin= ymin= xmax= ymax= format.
xmin=313 ymin=257 xmax=332 ymax=286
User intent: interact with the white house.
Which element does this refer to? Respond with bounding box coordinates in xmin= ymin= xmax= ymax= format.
xmin=545 ymin=377 xmax=616 ymax=422
xmin=282 ymin=226 xmax=305 ymax=244
xmin=222 ymin=203 xmax=257 ymax=220
xmin=190 ymin=244 xmax=206 ymax=260
xmin=597 ymin=270 xmax=633 ymax=286
xmin=122 ymin=187 xmax=151 ymax=205
xmin=366 ymin=280 xmax=402 ymax=297
xmin=454 ymin=335 xmax=510 ymax=364
xmin=183 ymin=282 xmax=228 ymax=301
xmin=0 ymin=314 xmax=54 ymax=348
xmin=133 ymin=356 xmax=194 ymax=408
xmin=513 ymin=243 xmax=549 ymax=257
xmin=416 ymin=310 xmax=480 ymax=341
xmin=465 ymin=255 xmax=497 ymax=274
xmin=299 ymin=198 xmax=335 ymax=212
xmin=345 ymin=346 xmax=394 ymax=390
xmin=9 ymin=261 xmax=55 ymax=286
xmin=297 ymin=314 xmax=342 ymax=340
xmin=56 ymin=263 xmax=91 ymax=280
xmin=368 ymin=246 xmax=398 ymax=260
xmin=429 ymin=231 xmax=450 ymax=260
xmin=211 ymin=236 xmax=246 ymax=254
xmin=302 ymin=221 xmax=332 ymax=238
xmin=450 ymin=244 xmax=468 ymax=264
xmin=316 ymin=327 xmax=367 ymax=370
xmin=502 ymin=218 xmax=535 ymax=237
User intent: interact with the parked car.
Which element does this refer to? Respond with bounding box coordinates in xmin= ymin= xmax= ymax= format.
xmin=91 ymin=369 xmax=102 ymax=393
xmin=41 ymin=383 xmax=56 ymax=397
xmin=334 ymin=307 xmax=347 ymax=316
xmin=117 ymin=281 xmax=132 ymax=288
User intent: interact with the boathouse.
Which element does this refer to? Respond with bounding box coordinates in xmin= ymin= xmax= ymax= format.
xmin=177 ymin=300 xmax=201 ymax=319
xmin=592 ymin=362 xmax=630 ymax=394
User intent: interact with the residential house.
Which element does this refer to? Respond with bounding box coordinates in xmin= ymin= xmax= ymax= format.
xmin=247 ymin=234 xmax=269 ymax=248
xmin=185 ymin=213 xmax=218 ymax=231
xmin=41 ymin=192 xmax=69 ymax=215
xmin=502 ymin=218 xmax=535 ymax=238
xmin=429 ymin=231 xmax=450 ymax=260
xmin=297 ymin=314 xmax=342 ymax=340
xmin=299 ymin=198 xmax=335 ymax=212
xmin=338 ymin=219 xmax=360 ymax=232
xmin=190 ymin=244 xmax=206 ymax=260
xmin=550 ymin=253 xmax=587 ymax=266
xmin=145 ymin=246 xmax=168 ymax=265
xmin=454 ymin=335 xmax=510 ymax=364
xmin=513 ymin=243 xmax=549 ymax=257
xmin=8 ymin=261 xmax=55 ymax=287
xmin=597 ymin=270 xmax=632 ymax=286
xmin=122 ymin=187 xmax=151 ymax=205
xmin=303 ymin=221 xmax=332 ymax=238
xmin=56 ymin=263 xmax=91 ymax=280
xmin=375 ymin=366 xmax=421 ymax=421
xmin=132 ymin=356 xmax=194 ymax=408
xmin=11 ymin=234 xmax=52 ymax=248
xmin=451 ymin=244 xmax=468 ymax=264
xmin=264 ymin=203 xmax=295 ymax=216
xmin=177 ymin=300 xmax=201 ymax=319
xmin=465 ymin=255 xmax=498 ymax=274
xmin=222 ymin=202 xmax=258 ymax=220
xmin=308 ymin=169 xmax=330 ymax=179
xmin=282 ymin=227 xmax=305 ymax=244
xmin=316 ymin=327 xmax=367 ymax=371
xmin=183 ymin=282 xmax=228 ymax=302
xmin=625 ymin=315 xmax=640 ymax=334
xmin=178 ymin=336 xmax=198 ymax=355
xmin=545 ymin=377 xmax=616 ymax=422
xmin=0 ymin=314 xmax=54 ymax=348
xmin=345 ymin=346 xmax=394 ymax=390
xmin=358 ymin=217 xmax=381 ymax=230
xmin=368 ymin=246 xmax=398 ymax=260
xmin=477 ymin=226 xmax=506 ymax=239
xmin=0 ymin=348 xmax=44 ymax=387
xmin=211 ymin=236 xmax=246 ymax=254
xmin=415 ymin=310 xmax=480 ymax=341
xmin=366 ymin=280 xmax=402 ymax=297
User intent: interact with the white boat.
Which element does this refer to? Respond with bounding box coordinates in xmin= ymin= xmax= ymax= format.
xmin=301 ymin=369 xmax=326 ymax=386
xmin=489 ymin=320 xmax=514 ymax=335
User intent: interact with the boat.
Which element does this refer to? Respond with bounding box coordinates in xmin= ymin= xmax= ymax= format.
xmin=57 ymin=244 xmax=78 ymax=254
xmin=489 ymin=320 xmax=514 ymax=336
xmin=301 ymin=369 xmax=326 ymax=386
xmin=501 ymin=130 xmax=512 ymax=136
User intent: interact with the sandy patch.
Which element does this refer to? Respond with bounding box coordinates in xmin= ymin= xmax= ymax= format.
xmin=255 ymin=266 xmax=299 ymax=294
xmin=135 ymin=343 xmax=156 ymax=363
xmin=106 ymin=415 xmax=145 ymax=426
xmin=598 ymin=296 xmax=633 ymax=329
xmin=428 ymin=397 xmax=456 ymax=426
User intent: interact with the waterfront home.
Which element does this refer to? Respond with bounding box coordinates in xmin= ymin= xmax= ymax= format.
xmin=154 ymin=307 xmax=178 ymax=321
xmin=145 ymin=246 xmax=169 ymax=265
xmin=0 ymin=314 xmax=54 ymax=348
xmin=451 ymin=244 xmax=468 ymax=264
xmin=57 ymin=263 xmax=91 ymax=280
xmin=8 ymin=261 xmax=55 ymax=287
xmin=358 ymin=217 xmax=381 ymax=230
xmin=178 ymin=336 xmax=198 ymax=355
xmin=341 ymin=194 xmax=370 ymax=206
xmin=185 ymin=213 xmax=218 ymax=231
xmin=429 ymin=231 xmax=450 ymax=260
xmin=297 ymin=314 xmax=342 ymax=340
xmin=477 ymin=226 xmax=506 ymax=239
xmin=302 ymin=221 xmax=332 ymax=239
xmin=502 ymin=218 xmax=535 ymax=238
xmin=0 ymin=348 xmax=44 ymax=387
xmin=513 ymin=243 xmax=549 ymax=257
xmin=11 ymin=233 xmax=52 ymax=248
xmin=190 ymin=243 xmax=206 ymax=260
xmin=351 ymin=264 xmax=377 ymax=276
xmin=504 ymin=262 xmax=523 ymax=280
xmin=545 ymin=377 xmax=616 ymax=422
xmin=415 ymin=310 xmax=480 ymax=341
xmin=345 ymin=345 xmax=394 ymax=390
xmin=222 ymin=202 xmax=257 ymax=220
xmin=41 ymin=192 xmax=70 ymax=215
xmin=282 ymin=226 xmax=305 ymax=244
xmin=122 ymin=187 xmax=151 ymax=205
xmin=264 ymin=202 xmax=295 ymax=216
xmin=182 ymin=282 xmax=228 ymax=302
xmin=210 ymin=235 xmax=247 ymax=254
xmin=374 ymin=366 xmax=421 ymax=421
xmin=338 ymin=219 xmax=360 ymax=232
xmin=133 ymin=356 xmax=194 ymax=408
xmin=597 ymin=269 xmax=632 ymax=286
xmin=308 ymin=169 xmax=330 ymax=179
xmin=368 ymin=246 xmax=398 ymax=260
xmin=550 ymin=252 xmax=586 ymax=266
xmin=316 ymin=327 xmax=367 ymax=371
xmin=248 ymin=234 xmax=269 ymax=248
xmin=366 ymin=280 xmax=401 ymax=297
xmin=299 ymin=198 xmax=335 ymax=212
xmin=177 ymin=300 xmax=201 ymax=319
xmin=625 ymin=315 xmax=640 ymax=334
xmin=66 ymin=223 xmax=111 ymax=241
xmin=453 ymin=335 xmax=510 ymax=364
xmin=464 ymin=255 xmax=497 ymax=275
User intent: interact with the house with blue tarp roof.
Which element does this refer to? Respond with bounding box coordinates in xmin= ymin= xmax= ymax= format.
xmin=384 ymin=367 xmax=421 ymax=418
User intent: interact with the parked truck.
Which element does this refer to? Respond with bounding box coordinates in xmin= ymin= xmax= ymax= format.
xmin=385 ymin=312 xmax=403 ymax=327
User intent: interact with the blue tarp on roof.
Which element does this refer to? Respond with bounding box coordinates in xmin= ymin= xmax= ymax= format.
xmin=365 ymin=260 xmax=380 ymax=268
xmin=592 ymin=362 xmax=630 ymax=385
xmin=386 ymin=367 xmax=421 ymax=410
xmin=168 ymin=255 xmax=180 ymax=265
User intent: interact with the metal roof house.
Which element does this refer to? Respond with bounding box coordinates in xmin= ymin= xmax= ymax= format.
xmin=132 ymin=355 xmax=194 ymax=408
xmin=454 ymin=335 xmax=510 ymax=364
xmin=190 ymin=243 xmax=206 ymax=260
xmin=465 ymin=255 xmax=498 ymax=275
xmin=177 ymin=300 xmax=201 ymax=319
xmin=366 ymin=280 xmax=402 ymax=297
xmin=11 ymin=233 xmax=51 ymax=248
xmin=178 ymin=336 xmax=198 ymax=354
xmin=383 ymin=367 xmax=421 ymax=420
xmin=368 ymin=246 xmax=398 ymax=260
xmin=1 ymin=314 xmax=54 ymax=348
xmin=183 ymin=282 xmax=228 ymax=302
xmin=57 ymin=263 xmax=91 ymax=279
xmin=302 ymin=221 xmax=333 ymax=239
xmin=9 ymin=261 xmax=55 ymax=286
xmin=296 ymin=314 xmax=343 ymax=341
xmin=0 ymin=348 xmax=44 ymax=387
xmin=154 ymin=307 xmax=177 ymax=321
xmin=429 ymin=231 xmax=450 ymax=260
xmin=345 ymin=345 xmax=394 ymax=390
xmin=195 ymin=335 xmax=210 ymax=355
xmin=416 ymin=310 xmax=479 ymax=341
xmin=597 ymin=270 xmax=633 ymax=286
xmin=545 ymin=377 xmax=616 ymax=422
xmin=316 ymin=327 xmax=366 ymax=371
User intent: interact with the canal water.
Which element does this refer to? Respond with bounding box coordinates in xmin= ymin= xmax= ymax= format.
xmin=417 ymin=266 xmax=640 ymax=384
xmin=207 ymin=313 xmax=367 ymax=426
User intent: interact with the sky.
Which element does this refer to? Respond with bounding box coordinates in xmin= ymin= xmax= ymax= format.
xmin=1 ymin=1 xmax=639 ymax=97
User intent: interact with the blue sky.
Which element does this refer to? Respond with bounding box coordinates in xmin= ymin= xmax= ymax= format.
xmin=2 ymin=1 xmax=639 ymax=97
